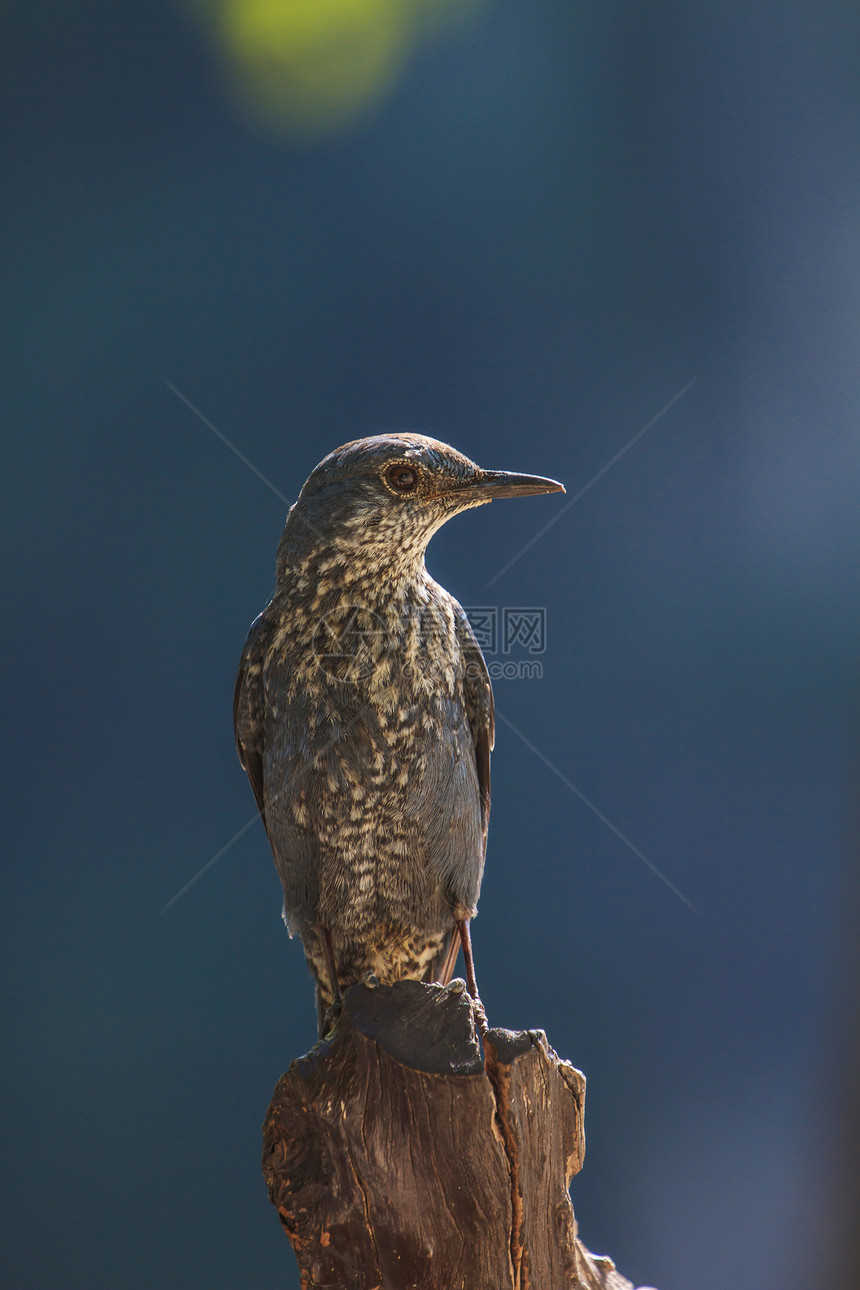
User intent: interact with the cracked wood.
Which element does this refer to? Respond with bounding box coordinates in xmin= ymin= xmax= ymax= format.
xmin=262 ymin=980 xmax=645 ymax=1290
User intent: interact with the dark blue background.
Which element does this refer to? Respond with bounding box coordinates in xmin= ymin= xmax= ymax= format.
xmin=2 ymin=2 xmax=857 ymax=1286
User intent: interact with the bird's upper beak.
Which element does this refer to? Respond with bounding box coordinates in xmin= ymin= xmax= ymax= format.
xmin=465 ymin=469 xmax=566 ymax=500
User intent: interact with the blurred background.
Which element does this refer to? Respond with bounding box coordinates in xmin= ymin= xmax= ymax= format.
xmin=1 ymin=2 xmax=858 ymax=1287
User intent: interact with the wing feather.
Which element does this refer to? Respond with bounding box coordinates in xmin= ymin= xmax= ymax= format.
xmin=233 ymin=612 xmax=268 ymax=828
xmin=454 ymin=605 xmax=495 ymax=845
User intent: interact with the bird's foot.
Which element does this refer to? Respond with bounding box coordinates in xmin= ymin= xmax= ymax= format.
xmin=449 ymin=977 xmax=488 ymax=1034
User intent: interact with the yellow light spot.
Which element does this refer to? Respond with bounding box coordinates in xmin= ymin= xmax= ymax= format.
xmin=221 ymin=0 xmax=411 ymax=132
xmin=189 ymin=0 xmax=489 ymax=136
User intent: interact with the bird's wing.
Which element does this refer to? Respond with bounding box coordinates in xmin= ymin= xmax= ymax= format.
xmin=454 ymin=604 xmax=495 ymax=844
xmin=233 ymin=611 xmax=268 ymax=828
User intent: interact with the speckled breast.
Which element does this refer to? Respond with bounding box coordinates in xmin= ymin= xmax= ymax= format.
xmin=261 ymin=585 xmax=483 ymax=948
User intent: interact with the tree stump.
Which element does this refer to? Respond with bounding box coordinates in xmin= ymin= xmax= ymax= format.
xmin=262 ymin=979 xmax=651 ymax=1290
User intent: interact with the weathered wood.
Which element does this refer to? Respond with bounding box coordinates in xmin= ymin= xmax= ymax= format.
xmin=262 ymin=979 xmax=651 ymax=1290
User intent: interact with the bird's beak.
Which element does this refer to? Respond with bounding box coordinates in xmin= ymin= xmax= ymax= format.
xmin=467 ymin=469 xmax=566 ymax=500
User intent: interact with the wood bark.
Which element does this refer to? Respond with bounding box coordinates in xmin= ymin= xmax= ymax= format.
xmin=262 ymin=979 xmax=653 ymax=1290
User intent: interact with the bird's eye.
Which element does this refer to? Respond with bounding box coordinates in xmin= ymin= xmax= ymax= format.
xmin=386 ymin=464 xmax=419 ymax=494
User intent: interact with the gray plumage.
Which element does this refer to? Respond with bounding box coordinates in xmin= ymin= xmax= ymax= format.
xmin=233 ymin=433 xmax=562 ymax=1028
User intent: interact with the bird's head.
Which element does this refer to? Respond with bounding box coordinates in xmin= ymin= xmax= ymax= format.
xmin=279 ymin=432 xmax=564 ymax=580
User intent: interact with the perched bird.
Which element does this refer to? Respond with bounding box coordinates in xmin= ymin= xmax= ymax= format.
xmin=233 ymin=433 xmax=563 ymax=1031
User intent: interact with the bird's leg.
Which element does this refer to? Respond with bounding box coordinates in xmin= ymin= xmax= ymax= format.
xmin=316 ymin=925 xmax=344 ymax=1036
xmin=456 ymin=918 xmax=478 ymax=999
xmin=455 ymin=915 xmax=488 ymax=1032
xmin=317 ymin=925 xmax=342 ymax=1004
xmin=434 ymin=927 xmax=461 ymax=986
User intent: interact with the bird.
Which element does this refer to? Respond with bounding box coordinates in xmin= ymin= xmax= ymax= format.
xmin=233 ymin=432 xmax=563 ymax=1033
